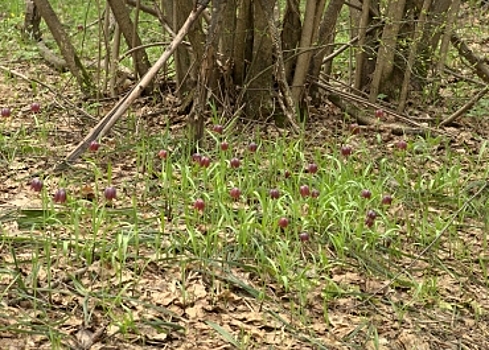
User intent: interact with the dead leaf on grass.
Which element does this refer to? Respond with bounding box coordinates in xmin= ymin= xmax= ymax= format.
xmin=151 ymin=290 xmax=179 ymax=307
xmin=75 ymin=328 xmax=96 ymax=350
xmin=365 ymin=336 xmax=390 ymax=350
xmin=185 ymin=300 xmax=207 ymax=319
xmin=365 ymin=278 xmax=386 ymax=293
xmin=185 ymin=281 xmax=207 ymax=302
xmin=395 ymin=330 xmax=430 ymax=350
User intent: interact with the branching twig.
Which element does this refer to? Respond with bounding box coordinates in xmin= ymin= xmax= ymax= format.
xmin=0 ymin=65 xmax=98 ymax=123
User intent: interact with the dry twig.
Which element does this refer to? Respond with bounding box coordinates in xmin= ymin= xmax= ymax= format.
xmin=56 ymin=0 xmax=211 ymax=171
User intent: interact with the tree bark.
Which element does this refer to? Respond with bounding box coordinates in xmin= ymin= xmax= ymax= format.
xmin=369 ymin=0 xmax=407 ymax=102
xmin=397 ymin=0 xmax=431 ymax=112
xmin=190 ymin=0 xmax=227 ymax=149
xmin=281 ymin=0 xmax=301 ymax=84
xmin=408 ymin=0 xmax=451 ymax=88
xmin=436 ymin=0 xmax=461 ymax=76
xmin=23 ymin=0 xmax=41 ymax=41
xmin=221 ymin=0 xmax=236 ymax=62
xmin=233 ymin=0 xmax=253 ymax=87
xmin=353 ymin=0 xmax=371 ymax=91
xmin=261 ymin=0 xmax=299 ymax=131
xmin=168 ymin=0 xmax=205 ymax=103
xmin=291 ymin=0 xmax=322 ymax=104
xmin=107 ymin=0 xmax=152 ymax=84
xmin=308 ymin=0 xmax=344 ymax=102
xmin=33 ymin=0 xmax=93 ymax=95
xmin=243 ymin=0 xmax=275 ymax=119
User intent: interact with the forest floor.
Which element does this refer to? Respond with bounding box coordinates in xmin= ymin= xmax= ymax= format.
xmin=1 ymin=60 xmax=489 ymax=350
xmin=2 ymin=2 xmax=489 ymax=350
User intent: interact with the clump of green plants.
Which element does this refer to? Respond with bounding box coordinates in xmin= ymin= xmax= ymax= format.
xmin=4 ymin=107 xmax=482 ymax=348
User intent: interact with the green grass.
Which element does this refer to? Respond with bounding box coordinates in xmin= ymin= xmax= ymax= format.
xmin=1 ymin=111 xmax=487 ymax=347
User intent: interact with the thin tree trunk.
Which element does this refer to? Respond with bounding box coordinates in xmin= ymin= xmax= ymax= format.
xmin=354 ymin=0 xmax=370 ymax=91
xmin=171 ymin=0 xmax=205 ymax=104
xmin=369 ymin=0 xmax=406 ymax=102
xmin=308 ymin=0 xmax=344 ymax=103
xmin=107 ymin=0 xmax=152 ymax=84
xmin=312 ymin=0 xmax=326 ymax=43
xmin=412 ymin=0 xmax=451 ymax=82
xmin=131 ymin=0 xmax=142 ymax=76
xmin=220 ymin=0 xmax=237 ymax=111
xmin=281 ymin=0 xmax=301 ymax=84
xmin=33 ymin=0 xmax=93 ymax=95
xmin=261 ymin=0 xmax=299 ymax=131
xmin=291 ymin=0 xmax=320 ymax=103
xmin=436 ymin=0 xmax=461 ymax=75
xmin=173 ymin=0 xmax=193 ymax=96
xmin=23 ymin=0 xmax=41 ymax=41
xmin=233 ymin=0 xmax=252 ymax=86
xmin=191 ymin=0 xmax=227 ymax=149
xmin=398 ymin=0 xmax=431 ymax=112
xmin=221 ymin=0 xmax=236 ymax=62
xmin=109 ymin=23 xmax=121 ymax=97
xmin=243 ymin=0 xmax=274 ymax=119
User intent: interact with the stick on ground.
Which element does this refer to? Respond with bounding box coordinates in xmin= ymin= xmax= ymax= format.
xmin=55 ymin=0 xmax=211 ymax=171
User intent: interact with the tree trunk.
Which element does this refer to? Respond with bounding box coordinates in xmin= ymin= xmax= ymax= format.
xmin=261 ymin=0 xmax=299 ymax=130
xmin=397 ymin=0 xmax=431 ymax=112
xmin=308 ymin=0 xmax=344 ymax=103
xmin=220 ymin=0 xmax=237 ymax=111
xmin=353 ymin=0 xmax=371 ymax=91
xmin=350 ymin=0 xmax=381 ymax=94
xmin=281 ymin=0 xmax=301 ymax=84
xmin=365 ymin=0 xmax=453 ymax=103
xmin=190 ymin=0 xmax=227 ymax=149
xmin=291 ymin=0 xmax=323 ymax=104
xmin=369 ymin=0 xmax=407 ymax=102
xmin=23 ymin=0 xmax=41 ymax=41
xmin=33 ymin=0 xmax=94 ymax=95
xmin=221 ymin=0 xmax=236 ymax=62
xmin=416 ymin=0 xmax=452 ymax=79
xmin=243 ymin=0 xmax=275 ymax=119
xmin=106 ymin=0 xmax=152 ymax=86
xmin=165 ymin=0 xmax=205 ymax=106
xmin=233 ymin=0 xmax=253 ymax=87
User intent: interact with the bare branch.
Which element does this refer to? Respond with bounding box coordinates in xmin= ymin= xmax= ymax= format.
xmin=57 ymin=1 xmax=211 ymax=170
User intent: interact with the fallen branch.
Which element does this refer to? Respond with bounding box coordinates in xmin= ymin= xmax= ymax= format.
xmin=439 ymin=85 xmax=489 ymax=127
xmin=314 ymin=80 xmax=455 ymax=138
xmin=55 ymin=0 xmax=211 ymax=171
xmin=451 ymin=33 xmax=489 ymax=83
xmin=37 ymin=40 xmax=67 ymax=72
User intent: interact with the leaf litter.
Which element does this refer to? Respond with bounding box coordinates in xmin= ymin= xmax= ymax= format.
xmin=3 ymin=38 xmax=489 ymax=350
